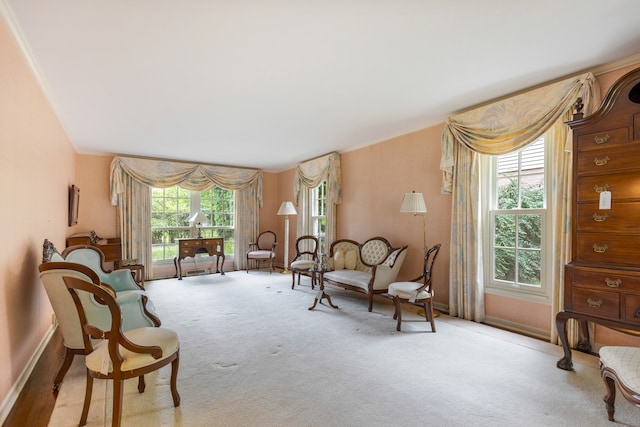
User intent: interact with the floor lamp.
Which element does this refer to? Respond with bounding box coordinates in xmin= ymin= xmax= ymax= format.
xmin=277 ymin=201 xmax=297 ymax=274
xmin=400 ymin=191 xmax=439 ymax=317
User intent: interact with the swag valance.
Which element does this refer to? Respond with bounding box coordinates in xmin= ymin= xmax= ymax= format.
xmin=110 ymin=156 xmax=263 ymax=206
xmin=439 ymin=72 xmax=598 ymax=193
xmin=293 ymin=151 xmax=342 ymax=206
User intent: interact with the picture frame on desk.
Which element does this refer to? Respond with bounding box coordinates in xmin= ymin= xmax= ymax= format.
xmin=68 ymin=185 xmax=80 ymax=226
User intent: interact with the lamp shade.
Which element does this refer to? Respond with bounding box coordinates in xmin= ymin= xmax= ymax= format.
xmin=400 ymin=191 xmax=427 ymax=213
xmin=189 ymin=211 xmax=208 ymax=224
xmin=277 ymin=201 xmax=297 ymax=216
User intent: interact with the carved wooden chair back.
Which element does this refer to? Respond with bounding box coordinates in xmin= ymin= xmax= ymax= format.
xmin=63 ymin=275 xmax=180 ymax=427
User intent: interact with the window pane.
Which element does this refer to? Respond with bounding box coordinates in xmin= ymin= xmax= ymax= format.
xmin=518 ymin=214 xmax=541 ymax=249
xmin=497 ymin=177 xmax=518 ymax=209
xmin=494 ymin=215 xmax=515 ymax=247
xmin=494 ymin=248 xmax=515 ymax=281
xmin=521 ymin=173 xmax=544 ymax=209
xmin=517 ymin=250 xmax=541 ymax=285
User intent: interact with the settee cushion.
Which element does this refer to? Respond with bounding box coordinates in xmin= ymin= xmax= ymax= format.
xmin=345 ymin=250 xmax=358 ymax=270
xmin=324 ymin=269 xmax=372 ymax=290
xmin=334 ymin=249 xmax=346 ymax=270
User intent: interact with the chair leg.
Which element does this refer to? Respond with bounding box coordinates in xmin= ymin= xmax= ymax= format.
xmin=138 ymin=375 xmax=145 ymax=393
xmin=603 ymin=374 xmax=616 ymax=421
xmin=53 ymin=347 xmax=76 ymax=391
xmin=79 ymin=369 xmax=93 ymax=426
xmin=170 ymin=354 xmax=181 ymax=407
xmin=112 ymin=378 xmax=124 ymax=427
xmin=291 ymin=270 xmax=296 ymax=289
xmin=425 ymin=301 xmax=436 ymax=332
xmin=394 ymin=298 xmax=403 ymax=331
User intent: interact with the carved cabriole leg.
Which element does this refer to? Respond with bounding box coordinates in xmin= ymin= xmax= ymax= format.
xmin=171 ymin=353 xmax=181 ymax=407
xmin=394 ymin=298 xmax=402 ymax=331
xmin=577 ymin=320 xmax=592 ymax=353
xmin=555 ymin=312 xmax=574 ymax=370
xmin=425 ymin=301 xmax=436 ymax=332
xmin=79 ymin=370 xmax=93 ymax=426
xmin=53 ymin=347 xmax=76 ymax=391
xmin=138 ymin=375 xmax=145 ymax=393
xmin=602 ymin=370 xmax=616 ymax=421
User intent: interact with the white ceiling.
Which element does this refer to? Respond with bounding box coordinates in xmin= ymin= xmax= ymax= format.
xmin=3 ymin=1 xmax=640 ymax=171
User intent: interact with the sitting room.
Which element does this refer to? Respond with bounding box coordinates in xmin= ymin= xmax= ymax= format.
xmin=2 ymin=2 xmax=640 ymax=426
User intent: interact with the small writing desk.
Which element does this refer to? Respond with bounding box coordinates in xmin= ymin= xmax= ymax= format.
xmin=174 ymin=238 xmax=225 ymax=280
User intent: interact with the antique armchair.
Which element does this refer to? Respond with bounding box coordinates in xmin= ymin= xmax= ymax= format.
xmin=387 ymin=244 xmax=441 ymax=332
xmin=290 ymin=235 xmax=319 ymax=289
xmin=599 ymin=346 xmax=640 ymax=422
xmin=246 ymin=231 xmax=277 ymax=273
xmin=38 ymin=262 xmax=160 ymax=391
xmin=63 ymin=275 xmax=179 ymax=427
xmin=59 ymin=244 xmax=143 ymax=292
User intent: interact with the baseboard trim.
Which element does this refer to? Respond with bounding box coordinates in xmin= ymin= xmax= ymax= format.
xmin=0 ymin=325 xmax=55 ymax=425
xmin=482 ymin=315 xmax=550 ymax=341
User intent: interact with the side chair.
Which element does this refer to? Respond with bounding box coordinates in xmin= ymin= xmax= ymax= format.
xmin=290 ymin=235 xmax=319 ymax=289
xmin=63 ymin=275 xmax=180 ymax=427
xmin=599 ymin=346 xmax=640 ymax=422
xmin=387 ymin=243 xmax=441 ymax=332
xmin=39 ymin=262 xmax=161 ymax=391
xmin=246 ymin=231 xmax=277 ymax=273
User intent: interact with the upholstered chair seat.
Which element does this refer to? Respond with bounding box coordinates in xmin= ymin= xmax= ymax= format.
xmin=599 ymin=346 xmax=640 ymax=421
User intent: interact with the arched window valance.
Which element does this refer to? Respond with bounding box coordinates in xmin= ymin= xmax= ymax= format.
xmin=293 ymin=152 xmax=342 ymax=249
xmin=109 ymin=156 xmax=263 ymax=277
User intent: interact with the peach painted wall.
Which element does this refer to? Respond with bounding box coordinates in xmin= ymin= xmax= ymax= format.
xmin=0 ymin=18 xmax=76 ymax=410
xmin=74 ymin=154 xmax=118 ymax=238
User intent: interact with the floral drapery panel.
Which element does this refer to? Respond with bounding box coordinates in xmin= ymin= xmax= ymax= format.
xmin=110 ymin=156 xmax=263 ymax=277
xmin=439 ymin=73 xmax=599 ymax=336
xmin=293 ymin=152 xmax=342 ymax=249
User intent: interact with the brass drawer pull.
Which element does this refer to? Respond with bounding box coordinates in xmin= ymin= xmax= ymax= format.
xmin=588 ymin=298 xmax=603 ymax=307
xmin=592 ymin=213 xmax=609 ymax=222
xmin=593 ymin=156 xmax=610 ymax=166
xmin=635 ymin=308 xmax=640 ymax=318
xmin=604 ymin=277 xmax=621 ymax=287
xmin=593 ymin=184 xmax=610 ymax=193
xmin=592 ymin=244 xmax=608 ymax=253
xmin=594 ymin=134 xmax=611 ymax=144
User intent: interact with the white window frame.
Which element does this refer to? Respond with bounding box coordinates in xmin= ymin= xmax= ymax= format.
xmin=303 ymin=181 xmax=327 ymax=255
xmin=483 ymin=137 xmax=552 ymax=304
xmin=151 ymin=186 xmax=235 ymax=265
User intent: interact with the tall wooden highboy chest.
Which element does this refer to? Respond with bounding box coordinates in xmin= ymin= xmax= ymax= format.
xmin=556 ymin=67 xmax=640 ymax=370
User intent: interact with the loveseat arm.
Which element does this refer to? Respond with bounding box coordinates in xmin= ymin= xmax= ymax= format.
xmin=370 ymin=246 xmax=407 ymax=291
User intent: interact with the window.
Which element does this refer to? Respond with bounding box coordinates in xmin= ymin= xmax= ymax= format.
xmin=310 ymin=181 xmax=327 ymax=253
xmin=485 ymin=137 xmax=549 ymax=300
xmin=151 ymin=186 xmax=235 ymax=262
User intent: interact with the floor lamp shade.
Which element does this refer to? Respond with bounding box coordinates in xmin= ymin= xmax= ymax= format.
xmin=277 ymin=202 xmax=297 ymax=273
xmin=400 ymin=191 xmax=427 ymax=253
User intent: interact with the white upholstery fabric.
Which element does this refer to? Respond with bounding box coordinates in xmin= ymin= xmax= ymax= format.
xmin=86 ymin=327 xmax=179 ymax=373
xmin=345 ymin=250 xmax=358 ymax=270
xmin=247 ymin=250 xmax=274 ymax=259
xmin=361 ymin=239 xmax=389 ymax=265
xmin=291 ymin=260 xmax=315 ymax=270
xmin=324 ymin=270 xmax=372 ymax=290
xmin=388 ymin=281 xmax=432 ymax=300
xmin=600 ymin=346 xmax=640 ymax=393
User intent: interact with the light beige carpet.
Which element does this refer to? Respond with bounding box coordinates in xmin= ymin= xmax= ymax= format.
xmin=49 ymin=271 xmax=638 ymax=427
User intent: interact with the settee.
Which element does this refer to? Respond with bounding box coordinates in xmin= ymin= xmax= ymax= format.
xmin=323 ymin=237 xmax=407 ymax=312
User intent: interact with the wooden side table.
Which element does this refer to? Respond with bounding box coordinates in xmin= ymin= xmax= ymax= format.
xmin=308 ymin=267 xmax=338 ymax=310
